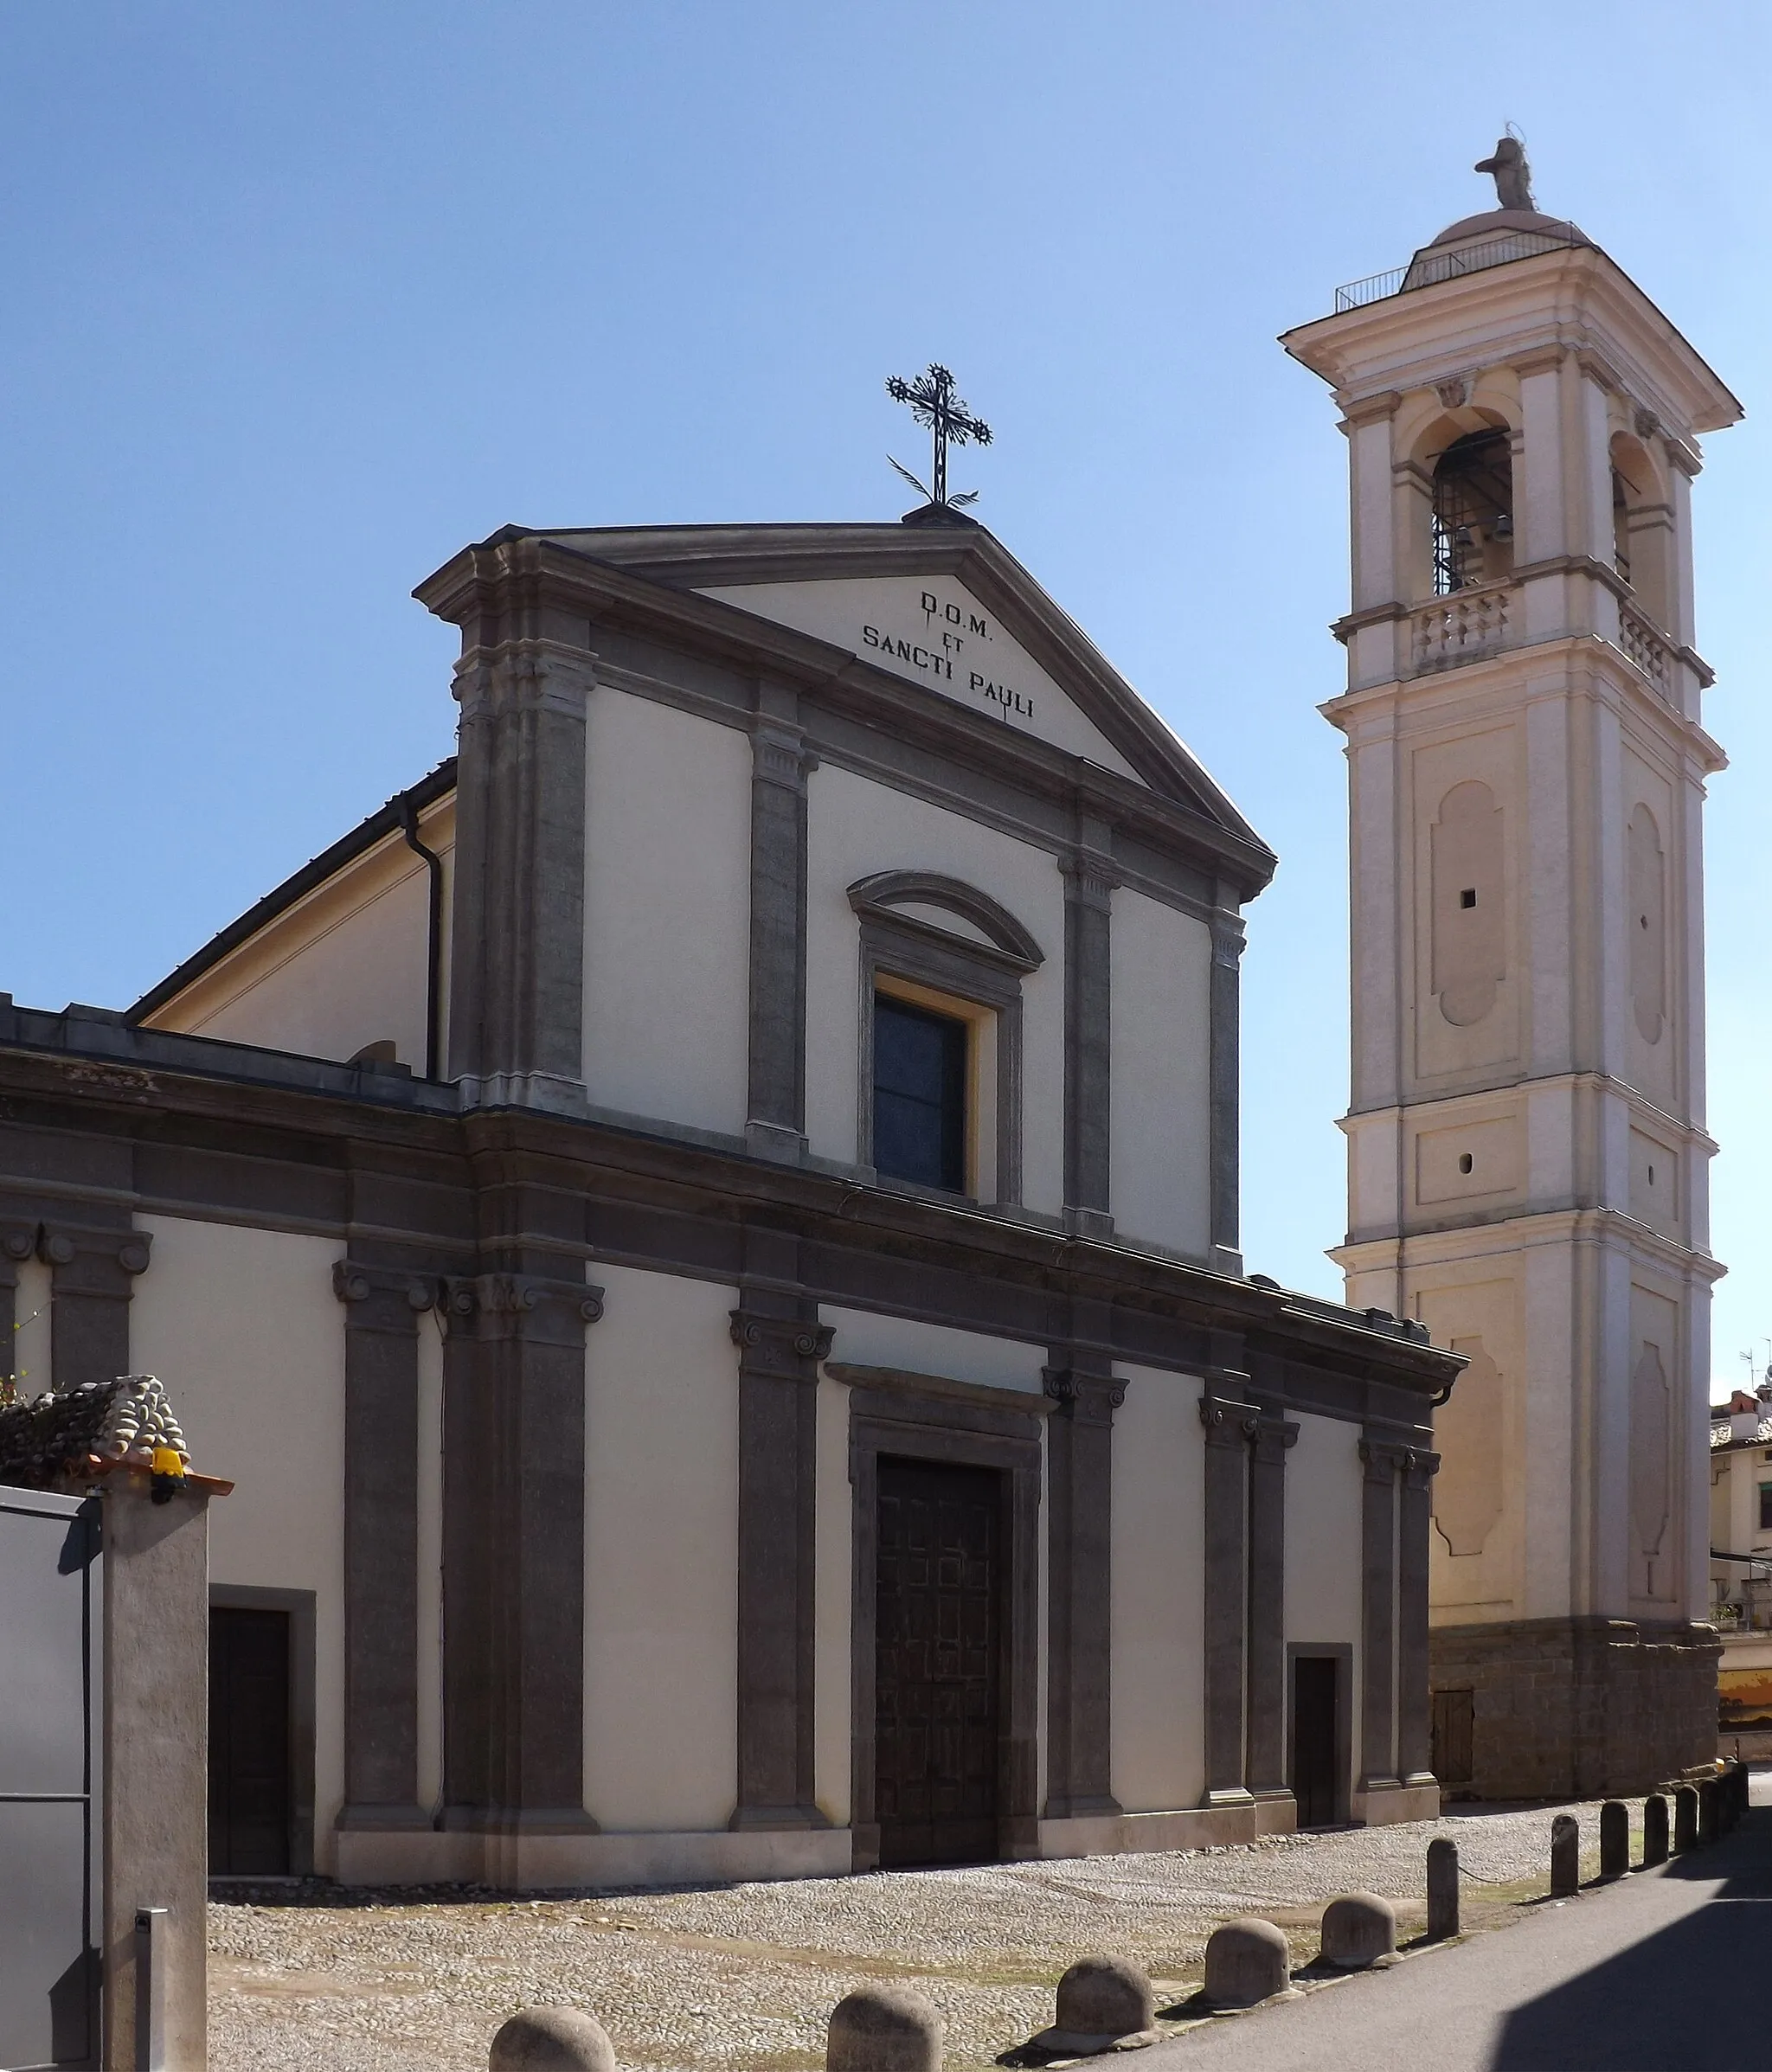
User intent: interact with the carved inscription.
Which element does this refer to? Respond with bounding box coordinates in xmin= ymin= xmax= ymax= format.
xmin=860 ymin=590 xmax=1037 ymax=726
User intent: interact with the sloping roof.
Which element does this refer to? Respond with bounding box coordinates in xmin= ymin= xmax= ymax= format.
xmin=127 ymin=759 xmax=457 ymax=1023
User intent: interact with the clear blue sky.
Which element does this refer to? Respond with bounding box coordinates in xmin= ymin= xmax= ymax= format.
xmin=3 ymin=3 xmax=1766 ymax=1392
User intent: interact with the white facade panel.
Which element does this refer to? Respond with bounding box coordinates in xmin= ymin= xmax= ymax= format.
xmin=1110 ymin=1367 xmax=1205 ymax=1811
xmin=582 ymin=690 xmax=751 ymax=1136
xmin=1108 ymin=890 xmax=1212 ymax=1257
xmin=819 ymin=1305 xmax=1043 ymax=1392
xmin=1285 ymin=1411 xmax=1364 ymax=1679
xmin=582 ymin=1263 xmax=740 ymax=1832
xmin=128 ymin=1216 xmax=348 ymax=1863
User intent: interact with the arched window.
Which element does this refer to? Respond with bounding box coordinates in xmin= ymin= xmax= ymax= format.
xmin=1608 ymin=433 xmax=1672 ymax=630
xmin=1431 ymin=430 xmax=1515 ymax=596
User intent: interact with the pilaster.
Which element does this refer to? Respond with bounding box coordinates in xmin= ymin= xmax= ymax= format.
xmin=332 ymin=1259 xmax=435 ymax=1831
xmin=1208 ymin=903 xmax=1245 ymax=1273
xmin=440 ymin=1267 xmax=603 ymax=1831
xmin=1042 ymin=1361 xmax=1126 ymax=1819
xmin=1358 ymin=1436 xmax=1407 ymax=1791
xmin=1199 ymin=1384 xmax=1259 ymax=1807
xmin=1396 ymin=1444 xmax=1440 ymax=1785
xmin=1246 ymin=1412 xmax=1300 ymax=1800
xmin=447 ymin=642 xmax=594 ymax=1111
xmin=40 ymin=1219 xmax=151 ymax=1389
xmin=1060 ymin=835 xmax=1119 ymax=1237
xmin=745 ymin=685 xmax=813 ymax=1164
xmin=729 ymin=1238 xmax=831 ymax=1831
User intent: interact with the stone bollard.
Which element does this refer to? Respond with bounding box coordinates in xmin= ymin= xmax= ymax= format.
xmin=1673 ymin=1785 xmax=1698 ymax=1852
xmin=1204 ymin=1918 xmax=1291 ymax=2009
xmin=490 ymin=2009 xmax=617 ymax=2072
xmin=1699 ymin=1779 xmax=1720 ymax=1845
xmin=1426 ymin=1838 xmax=1460 ymax=1939
xmin=1550 ymin=1813 xmax=1579 ymax=1897
xmin=1047 ymin=1958 xmax=1155 ymax=2049
xmin=1599 ymin=1800 xmax=1628 ymax=1880
xmin=827 ymin=1986 xmax=942 ymax=2072
xmin=1319 ymin=1891 xmax=1396 ymax=1970
xmin=1642 ymin=1793 xmax=1669 ymax=1867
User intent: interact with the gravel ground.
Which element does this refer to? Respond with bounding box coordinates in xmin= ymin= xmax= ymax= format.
xmin=209 ymin=1799 xmax=1641 ymax=2072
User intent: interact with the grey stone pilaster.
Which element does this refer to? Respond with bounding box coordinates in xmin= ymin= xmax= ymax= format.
xmin=1060 ymin=838 xmax=1118 ymax=1235
xmin=1200 ymin=1389 xmax=1259 ymax=1806
xmin=1209 ymin=905 xmax=1246 ymax=1274
xmin=1396 ymin=1446 xmax=1440 ymax=1786
xmin=1246 ymin=1413 xmax=1299 ymax=1800
xmin=40 ymin=1220 xmax=151 ymax=1389
xmin=745 ymin=685 xmax=812 ymax=1163
xmin=332 ymin=1260 xmax=433 ymax=1831
xmin=447 ymin=644 xmax=592 ymax=1109
xmin=730 ymin=1241 xmax=831 ymax=1830
xmin=1358 ymin=1438 xmax=1406 ymax=1792
xmin=1043 ymin=1363 xmax=1126 ymax=1819
xmin=440 ymin=1269 xmax=603 ymax=1831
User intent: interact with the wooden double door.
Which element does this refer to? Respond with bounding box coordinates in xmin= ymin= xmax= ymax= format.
xmin=874 ymin=1459 xmax=1003 ymax=1866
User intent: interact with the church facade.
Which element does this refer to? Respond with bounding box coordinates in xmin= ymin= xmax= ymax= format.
xmin=1287 ymin=161 xmax=1739 ymax=1796
xmin=0 ymin=516 xmax=1457 ymax=1888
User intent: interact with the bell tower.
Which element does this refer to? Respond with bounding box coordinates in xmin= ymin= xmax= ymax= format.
xmin=1284 ymin=146 xmax=1741 ymax=1798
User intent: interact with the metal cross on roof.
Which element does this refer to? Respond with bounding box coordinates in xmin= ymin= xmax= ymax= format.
xmin=886 ymin=363 xmax=992 ymax=510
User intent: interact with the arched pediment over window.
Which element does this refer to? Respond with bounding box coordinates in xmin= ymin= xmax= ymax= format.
xmin=846 ymin=871 xmax=1044 ymax=973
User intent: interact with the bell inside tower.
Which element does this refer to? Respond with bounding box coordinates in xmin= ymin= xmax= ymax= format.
xmin=1430 ymin=429 xmax=1515 ymax=594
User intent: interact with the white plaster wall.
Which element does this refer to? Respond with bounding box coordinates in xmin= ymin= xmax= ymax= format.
xmin=1110 ymin=1367 xmax=1204 ymax=1811
xmin=820 ymin=1305 xmax=1043 ymax=1392
xmin=813 ymin=1374 xmax=853 ymax=1825
xmin=127 ymin=1217 xmax=347 ymax=1860
xmin=148 ymin=810 xmax=453 ymax=1074
xmin=1285 ymin=1412 xmax=1364 ymax=1772
xmin=583 ymin=1264 xmax=739 ymax=1831
xmin=10 ymin=1256 xmax=51 ymax=1394
xmin=804 ymin=762 xmax=1066 ymax=1209
xmin=582 ymin=690 xmax=751 ymax=1136
xmin=1108 ymin=891 xmax=1212 ymax=1257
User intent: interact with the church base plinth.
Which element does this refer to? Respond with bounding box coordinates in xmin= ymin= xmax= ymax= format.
xmin=1431 ymin=1617 xmax=1721 ymax=1801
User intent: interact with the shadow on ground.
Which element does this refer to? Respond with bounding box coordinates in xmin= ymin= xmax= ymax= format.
xmin=1491 ymin=1807 xmax=1772 ymax=2070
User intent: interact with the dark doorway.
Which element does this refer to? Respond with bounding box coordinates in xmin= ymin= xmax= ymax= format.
xmin=874 ymin=1458 xmax=1001 ymax=1865
xmin=209 ymin=1607 xmax=292 ymax=1875
xmin=1432 ymin=1687 xmax=1475 ymax=1787
xmin=1290 ymin=1654 xmax=1340 ymax=1828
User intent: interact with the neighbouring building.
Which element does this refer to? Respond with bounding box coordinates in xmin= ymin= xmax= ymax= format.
xmin=1284 ymin=146 xmax=1740 ymax=1799
xmin=0 ymin=509 xmax=1459 ymax=1889
xmin=1710 ymin=1387 xmax=1772 ymax=1760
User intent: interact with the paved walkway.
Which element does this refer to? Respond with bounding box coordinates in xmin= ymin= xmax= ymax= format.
xmin=1148 ymin=1800 xmax=1772 ymax=2072
xmin=208 ymin=1800 xmax=1635 ymax=2070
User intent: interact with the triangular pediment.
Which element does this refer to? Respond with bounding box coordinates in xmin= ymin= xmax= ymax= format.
xmin=530 ymin=521 xmax=1262 ymax=850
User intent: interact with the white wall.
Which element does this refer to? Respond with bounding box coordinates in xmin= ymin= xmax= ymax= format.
xmin=146 ymin=806 xmax=453 ymax=1074
xmin=1108 ymin=890 xmax=1213 ymax=1256
xmin=820 ymin=1305 xmax=1043 ymax=1392
xmin=1285 ymin=1411 xmax=1364 ymax=1786
xmin=582 ymin=690 xmax=751 ymax=1136
xmin=583 ymin=1263 xmax=739 ymax=1831
xmin=1110 ymin=1366 xmax=1205 ymax=1811
xmin=127 ymin=1217 xmax=347 ymax=1860
xmin=805 ymin=761 xmax=1066 ymax=1209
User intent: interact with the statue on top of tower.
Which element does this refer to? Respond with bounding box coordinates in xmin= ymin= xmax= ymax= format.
xmin=1475 ymin=133 xmax=1537 ymax=212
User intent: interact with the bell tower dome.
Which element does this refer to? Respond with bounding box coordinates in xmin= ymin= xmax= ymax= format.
xmin=1283 ymin=143 xmax=1742 ymax=1799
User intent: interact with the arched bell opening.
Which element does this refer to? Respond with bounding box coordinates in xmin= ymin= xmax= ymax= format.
xmin=1429 ymin=428 xmax=1515 ymax=596
xmin=1609 ymin=431 xmax=1673 ymax=631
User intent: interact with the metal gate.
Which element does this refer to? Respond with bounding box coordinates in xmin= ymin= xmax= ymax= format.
xmin=0 ymin=1485 xmax=102 ymax=2071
